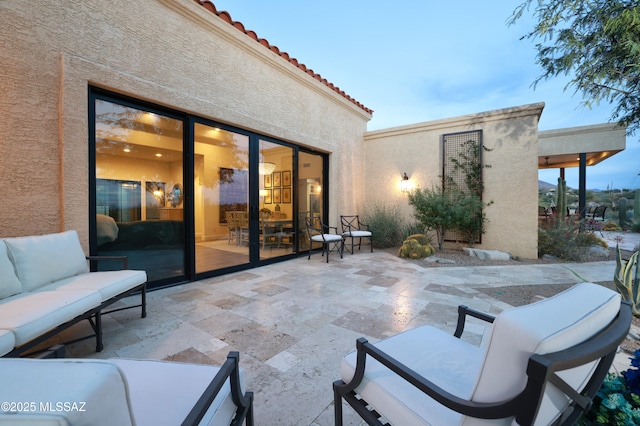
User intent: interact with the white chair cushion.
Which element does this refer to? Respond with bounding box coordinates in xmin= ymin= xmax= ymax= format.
xmin=0 ymin=358 xmax=134 ymax=426
xmin=110 ymin=358 xmax=241 ymax=426
xmin=311 ymin=234 xmax=343 ymax=242
xmin=0 ymin=240 xmax=21 ymax=300
xmin=467 ymin=282 xmax=621 ymax=426
xmin=0 ymin=290 xmax=101 ymax=345
xmin=342 ymin=325 xmax=484 ymax=426
xmin=0 ymin=330 xmax=15 ymax=357
xmin=342 ymin=230 xmax=372 ymax=237
xmin=39 ymin=270 xmax=147 ymax=302
xmin=4 ymin=230 xmax=89 ymax=292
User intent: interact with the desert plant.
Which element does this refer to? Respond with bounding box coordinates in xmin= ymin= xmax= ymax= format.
xmin=398 ymin=236 xmax=434 ymax=259
xmin=538 ymin=217 xmax=599 ymax=261
xmin=619 ymin=197 xmax=630 ymax=230
xmin=404 ymin=233 xmax=431 ymax=246
xmin=360 ymin=203 xmax=404 ymax=248
xmin=614 ymin=245 xmax=640 ymax=317
xmin=578 ymin=350 xmax=640 ymax=425
xmin=556 ymin=177 xmax=567 ymax=220
xmin=603 ymin=221 xmax=623 ymax=231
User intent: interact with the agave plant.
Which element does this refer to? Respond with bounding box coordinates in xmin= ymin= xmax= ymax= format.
xmin=614 ymin=244 xmax=640 ymax=317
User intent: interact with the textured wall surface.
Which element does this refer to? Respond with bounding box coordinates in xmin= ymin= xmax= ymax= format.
xmin=364 ymin=104 xmax=544 ymax=259
xmin=0 ymin=0 xmax=371 ymax=244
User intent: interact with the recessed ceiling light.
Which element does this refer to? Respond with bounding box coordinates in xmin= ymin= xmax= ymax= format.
xmin=155 ymin=153 xmax=162 ymax=157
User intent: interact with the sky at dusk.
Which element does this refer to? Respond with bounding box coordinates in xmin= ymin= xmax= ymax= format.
xmin=212 ymin=1 xmax=640 ymax=190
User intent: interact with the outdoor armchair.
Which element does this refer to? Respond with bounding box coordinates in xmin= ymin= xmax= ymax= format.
xmin=305 ymin=216 xmax=343 ymax=263
xmin=340 ymin=215 xmax=373 ymax=254
xmin=334 ymin=282 xmax=631 ymax=425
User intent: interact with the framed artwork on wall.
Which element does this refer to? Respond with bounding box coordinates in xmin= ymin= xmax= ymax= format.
xmin=264 ymin=174 xmax=272 ymax=188
xmin=283 ymin=187 xmax=291 ymax=203
xmin=282 ymin=170 xmax=291 ymax=187
xmin=273 ymin=171 xmax=281 ymax=187
xmin=273 ymin=188 xmax=281 ymax=204
xmin=264 ymin=189 xmax=272 ymax=204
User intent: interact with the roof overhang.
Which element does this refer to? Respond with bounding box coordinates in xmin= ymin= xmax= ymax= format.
xmin=538 ymin=123 xmax=626 ymax=169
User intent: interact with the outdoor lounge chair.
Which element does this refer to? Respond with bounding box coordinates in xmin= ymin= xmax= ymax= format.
xmin=305 ymin=216 xmax=343 ymax=263
xmin=334 ymin=282 xmax=631 ymax=426
xmin=0 ymin=350 xmax=254 ymax=426
xmin=340 ymin=215 xmax=373 ymax=254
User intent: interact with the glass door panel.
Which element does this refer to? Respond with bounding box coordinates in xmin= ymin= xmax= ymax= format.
xmin=194 ymin=123 xmax=250 ymax=273
xmin=259 ymin=140 xmax=294 ymax=259
xmin=298 ymin=151 xmax=324 ymax=251
xmin=94 ymin=99 xmax=185 ymax=283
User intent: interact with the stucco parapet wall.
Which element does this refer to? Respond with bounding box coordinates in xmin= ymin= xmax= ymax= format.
xmin=364 ymin=102 xmax=545 ymax=140
xmin=160 ymin=0 xmax=372 ymax=121
xmin=538 ymin=123 xmax=626 ymax=156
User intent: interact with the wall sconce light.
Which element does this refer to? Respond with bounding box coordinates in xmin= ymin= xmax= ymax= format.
xmin=400 ymin=172 xmax=411 ymax=193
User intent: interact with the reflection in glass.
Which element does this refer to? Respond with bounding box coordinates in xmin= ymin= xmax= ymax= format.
xmin=94 ymin=99 xmax=185 ymax=283
xmin=259 ymin=140 xmax=294 ymax=259
xmin=194 ymin=123 xmax=249 ymax=273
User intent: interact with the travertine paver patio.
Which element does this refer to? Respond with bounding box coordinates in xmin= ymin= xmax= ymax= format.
xmin=50 ymin=247 xmax=623 ymax=426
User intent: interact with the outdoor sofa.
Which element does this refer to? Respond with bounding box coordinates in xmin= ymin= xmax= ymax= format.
xmin=0 ymin=230 xmax=146 ymax=357
xmin=0 ymin=350 xmax=254 ymax=425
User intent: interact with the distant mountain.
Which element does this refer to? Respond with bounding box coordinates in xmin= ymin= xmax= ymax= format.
xmin=538 ymin=180 xmax=556 ymax=191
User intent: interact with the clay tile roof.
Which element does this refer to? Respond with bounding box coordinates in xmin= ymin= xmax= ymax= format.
xmin=194 ymin=0 xmax=373 ymax=115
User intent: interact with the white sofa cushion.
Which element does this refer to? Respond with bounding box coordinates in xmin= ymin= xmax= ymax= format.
xmin=342 ymin=325 xmax=484 ymax=426
xmin=0 ymin=358 xmax=134 ymax=426
xmin=0 ymin=290 xmax=101 ymax=345
xmin=110 ymin=358 xmax=241 ymax=426
xmin=0 ymin=330 xmax=15 ymax=357
xmin=4 ymin=230 xmax=89 ymax=292
xmin=40 ymin=270 xmax=147 ymax=302
xmin=0 ymin=241 xmax=21 ymax=300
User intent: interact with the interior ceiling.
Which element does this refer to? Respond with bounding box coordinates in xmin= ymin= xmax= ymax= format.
xmin=538 ymin=150 xmax=623 ymax=169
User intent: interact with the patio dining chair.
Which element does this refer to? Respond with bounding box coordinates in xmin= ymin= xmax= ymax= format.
xmin=334 ymin=282 xmax=631 ymax=426
xmin=340 ymin=215 xmax=372 ymax=254
xmin=305 ymin=216 xmax=344 ymax=263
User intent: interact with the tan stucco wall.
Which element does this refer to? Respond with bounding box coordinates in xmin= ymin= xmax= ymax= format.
xmin=364 ymin=103 xmax=544 ymax=259
xmin=0 ymin=0 xmax=371 ymax=245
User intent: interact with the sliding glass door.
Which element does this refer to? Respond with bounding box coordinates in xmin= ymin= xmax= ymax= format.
xmin=194 ymin=123 xmax=250 ymax=273
xmin=93 ymin=97 xmax=185 ymax=284
xmin=91 ymin=89 xmax=328 ymax=287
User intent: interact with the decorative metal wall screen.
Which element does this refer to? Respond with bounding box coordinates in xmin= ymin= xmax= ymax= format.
xmin=442 ymin=130 xmax=483 ymax=243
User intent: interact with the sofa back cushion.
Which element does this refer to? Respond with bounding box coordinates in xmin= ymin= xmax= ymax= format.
xmin=4 ymin=230 xmax=90 ymax=292
xmin=467 ymin=282 xmax=621 ymax=424
xmin=0 ymin=240 xmax=21 ymax=299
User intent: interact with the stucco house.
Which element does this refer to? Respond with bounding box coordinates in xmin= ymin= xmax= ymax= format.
xmin=0 ymin=0 xmax=625 ymax=289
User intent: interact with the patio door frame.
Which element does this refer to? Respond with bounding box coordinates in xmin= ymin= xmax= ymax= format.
xmin=90 ymin=88 xmax=328 ymax=288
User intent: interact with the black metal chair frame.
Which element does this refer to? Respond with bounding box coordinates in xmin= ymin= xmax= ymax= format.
xmin=182 ymin=351 xmax=254 ymax=426
xmin=305 ymin=216 xmax=344 ymax=263
xmin=334 ymin=301 xmax=632 ymax=426
xmin=340 ymin=215 xmax=373 ymax=254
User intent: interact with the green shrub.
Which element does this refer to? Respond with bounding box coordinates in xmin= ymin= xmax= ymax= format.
xmin=360 ymin=203 xmax=404 ymax=248
xmin=538 ymin=218 xmax=600 ymax=261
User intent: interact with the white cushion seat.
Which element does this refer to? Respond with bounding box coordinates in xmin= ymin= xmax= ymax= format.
xmin=311 ymin=234 xmax=343 ymax=243
xmin=342 ymin=230 xmax=372 ymax=238
xmin=0 ymin=290 xmax=102 ymax=346
xmin=0 ymin=358 xmax=135 ymax=425
xmin=0 ymin=330 xmax=15 ymax=357
xmin=40 ymin=270 xmax=147 ymax=301
xmin=111 ymin=358 xmax=243 ymax=426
